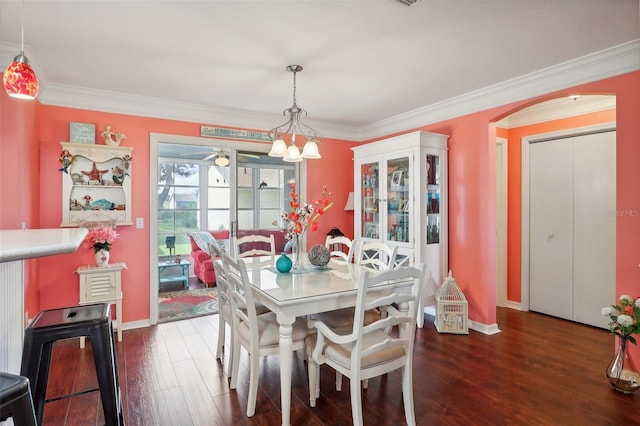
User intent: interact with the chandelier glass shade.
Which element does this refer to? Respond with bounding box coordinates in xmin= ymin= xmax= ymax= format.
xmin=3 ymin=0 xmax=39 ymax=99
xmin=268 ymin=65 xmax=322 ymax=162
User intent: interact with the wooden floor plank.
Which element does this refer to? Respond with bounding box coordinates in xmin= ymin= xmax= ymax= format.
xmin=37 ymin=308 xmax=638 ymax=425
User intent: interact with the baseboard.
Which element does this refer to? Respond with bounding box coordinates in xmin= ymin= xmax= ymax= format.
xmin=469 ymin=320 xmax=502 ymax=335
xmin=423 ymin=307 xmax=502 ymax=335
xmin=121 ymin=319 xmax=150 ymax=331
xmin=506 ymin=300 xmax=523 ymax=311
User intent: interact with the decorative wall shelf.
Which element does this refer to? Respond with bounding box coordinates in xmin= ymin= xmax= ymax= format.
xmin=60 ymin=142 xmax=133 ymax=227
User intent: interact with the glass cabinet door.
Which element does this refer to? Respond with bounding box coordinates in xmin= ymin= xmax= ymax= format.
xmin=360 ymin=161 xmax=380 ymax=238
xmin=426 ymin=153 xmax=441 ymax=244
xmin=386 ymin=156 xmax=410 ymax=243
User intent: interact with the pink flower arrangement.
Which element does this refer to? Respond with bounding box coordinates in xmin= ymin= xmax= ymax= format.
xmin=274 ymin=179 xmax=333 ymax=239
xmin=83 ymin=226 xmax=119 ymax=253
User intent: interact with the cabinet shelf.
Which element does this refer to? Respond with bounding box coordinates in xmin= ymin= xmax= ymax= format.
xmin=60 ymin=142 xmax=133 ymax=227
xmin=353 ymin=131 xmax=449 ymax=328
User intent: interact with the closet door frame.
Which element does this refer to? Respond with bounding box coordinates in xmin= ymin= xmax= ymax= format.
xmin=520 ymin=122 xmax=616 ymax=313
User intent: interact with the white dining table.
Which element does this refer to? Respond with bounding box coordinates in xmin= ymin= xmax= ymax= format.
xmin=242 ymin=256 xmax=414 ymax=426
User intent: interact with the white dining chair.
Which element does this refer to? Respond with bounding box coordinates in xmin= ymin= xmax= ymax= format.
xmin=222 ymin=252 xmax=311 ymax=417
xmin=232 ymin=234 xmax=276 ymax=258
xmin=356 ymin=240 xmax=398 ymax=271
xmin=324 ymin=235 xmax=354 ymax=263
xmin=211 ymin=255 xmax=234 ymax=380
xmin=305 ymin=264 xmax=426 ymax=426
xmin=314 ymin=239 xmax=398 ymax=331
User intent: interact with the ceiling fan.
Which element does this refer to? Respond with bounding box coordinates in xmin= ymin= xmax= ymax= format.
xmin=180 ymin=148 xmax=260 ymax=164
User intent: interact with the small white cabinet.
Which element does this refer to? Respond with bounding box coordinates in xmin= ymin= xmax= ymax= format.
xmin=353 ymin=131 xmax=449 ymax=326
xmin=60 ymin=142 xmax=133 ymax=227
xmin=76 ymin=262 xmax=126 ymax=345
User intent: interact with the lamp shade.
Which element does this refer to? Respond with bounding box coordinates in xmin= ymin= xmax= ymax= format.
xmin=344 ymin=192 xmax=355 ymax=211
xmin=283 ymin=144 xmax=303 ymax=162
xmin=301 ymin=140 xmax=321 ymax=159
xmin=268 ymin=138 xmax=287 ymax=157
xmin=214 ymin=154 xmax=229 ymax=167
xmin=3 ymin=54 xmax=39 ymax=99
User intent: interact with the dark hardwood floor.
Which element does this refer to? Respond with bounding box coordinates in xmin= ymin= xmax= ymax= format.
xmin=41 ymin=308 xmax=638 ymax=425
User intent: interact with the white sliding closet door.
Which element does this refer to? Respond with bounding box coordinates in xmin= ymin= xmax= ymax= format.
xmin=529 ymin=137 xmax=574 ymax=320
xmin=572 ymin=132 xmax=616 ymax=326
xmin=529 ymin=130 xmax=615 ymax=328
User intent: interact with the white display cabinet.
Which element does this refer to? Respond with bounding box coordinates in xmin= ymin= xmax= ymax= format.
xmin=60 ymin=142 xmax=133 ymax=226
xmin=352 ymin=131 xmax=448 ymax=327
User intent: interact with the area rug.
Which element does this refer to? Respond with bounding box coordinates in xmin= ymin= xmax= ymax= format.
xmin=158 ymin=287 xmax=218 ymax=323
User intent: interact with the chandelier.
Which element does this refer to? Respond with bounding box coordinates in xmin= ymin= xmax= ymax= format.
xmin=3 ymin=0 xmax=39 ymax=99
xmin=268 ymin=65 xmax=321 ymax=162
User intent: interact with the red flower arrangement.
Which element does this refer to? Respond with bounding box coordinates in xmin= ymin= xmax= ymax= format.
xmin=274 ymin=179 xmax=333 ymax=239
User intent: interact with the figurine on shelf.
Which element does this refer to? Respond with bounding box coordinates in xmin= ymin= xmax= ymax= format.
xmin=370 ymin=172 xmax=378 ymax=188
xmin=101 ymin=124 xmax=127 ymax=146
xmin=81 ymin=162 xmax=109 ymax=184
xmin=122 ymin=155 xmax=132 ymax=175
xmin=111 ymin=166 xmax=125 ymax=185
xmin=58 ymin=150 xmax=74 ymax=174
xmin=70 ymin=199 xmax=83 ymax=211
xmin=70 ymin=173 xmax=84 ymax=185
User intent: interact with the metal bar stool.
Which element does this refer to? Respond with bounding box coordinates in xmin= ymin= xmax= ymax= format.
xmin=20 ymin=303 xmax=124 ymax=426
xmin=0 ymin=373 xmax=37 ymax=426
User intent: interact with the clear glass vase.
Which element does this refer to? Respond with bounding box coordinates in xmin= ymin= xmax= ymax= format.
xmin=606 ymin=337 xmax=640 ymax=394
xmin=291 ymin=233 xmax=303 ymax=269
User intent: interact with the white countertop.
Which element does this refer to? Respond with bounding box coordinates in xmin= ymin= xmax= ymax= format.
xmin=0 ymin=228 xmax=88 ymax=262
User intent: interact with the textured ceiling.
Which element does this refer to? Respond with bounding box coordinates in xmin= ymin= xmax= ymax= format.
xmin=1 ymin=0 xmax=638 ymax=135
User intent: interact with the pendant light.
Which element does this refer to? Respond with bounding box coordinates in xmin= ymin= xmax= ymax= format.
xmin=3 ymin=0 xmax=39 ymax=99
xmin=268 ymin=65 xmax=322 ymax=162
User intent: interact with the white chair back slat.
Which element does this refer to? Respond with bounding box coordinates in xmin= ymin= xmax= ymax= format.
xmin=357 ymin=241 xmax=398 ymax=271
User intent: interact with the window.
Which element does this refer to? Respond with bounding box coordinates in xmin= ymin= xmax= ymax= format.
xmin=156 ymin=145 xmax=295 ymax=259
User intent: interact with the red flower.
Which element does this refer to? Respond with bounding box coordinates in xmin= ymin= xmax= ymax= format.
xmin=273 ymin=179 xmax=334 ymax=239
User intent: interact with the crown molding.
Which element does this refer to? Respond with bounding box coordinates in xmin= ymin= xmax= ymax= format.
xmin=360 ymin=39 xmax=640 ymax=140
xmin=3 ymin=39 xmax=638 ymax=142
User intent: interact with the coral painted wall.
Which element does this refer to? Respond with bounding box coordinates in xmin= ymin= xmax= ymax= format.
xmin=359 ymin=71 xmax=639 ymax=340
xmin=3 ymin=70 xmax=638 ymax=364
xmin=1 ymin=88 xmax=41 ymax=321
xmin=35 ymin=106 xmax=356 ymax=324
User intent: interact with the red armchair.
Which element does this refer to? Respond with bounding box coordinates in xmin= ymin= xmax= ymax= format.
xmin=188 ymin=230 xmax=230 ymax=287
xmin=188 ymin=229 xmax=288 ymax=287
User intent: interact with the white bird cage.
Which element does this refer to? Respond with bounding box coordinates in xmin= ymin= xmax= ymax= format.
xmin=435 ymin=270 xmax=468 ymax=334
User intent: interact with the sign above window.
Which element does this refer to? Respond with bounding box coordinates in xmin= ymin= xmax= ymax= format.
xmin=200 ymin=126 xmax=272 ymax=142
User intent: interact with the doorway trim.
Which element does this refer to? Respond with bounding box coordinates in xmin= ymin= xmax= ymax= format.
xmin=496 ymin=137 xmax=507 ymax=307
xmin=520 ymin=122 xmax=616 ymax=312
xmin=149 ymin=133 xmax=278 ymax=325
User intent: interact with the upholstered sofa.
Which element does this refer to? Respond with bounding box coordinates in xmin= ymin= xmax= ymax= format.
xmin=188 ymin=229 xmax=288 ymax=286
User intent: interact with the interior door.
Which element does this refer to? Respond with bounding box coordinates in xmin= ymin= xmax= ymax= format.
xmin=572 ymin=131 xmax=616 ymax=327
xmin=529 ymin=137 xmax=574 ymax=319
xmin=529 ymin=130 xmax=616 ymax=328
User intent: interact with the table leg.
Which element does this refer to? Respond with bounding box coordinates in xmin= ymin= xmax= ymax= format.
xmin=276 ymin=312 xmax=295 ymax=426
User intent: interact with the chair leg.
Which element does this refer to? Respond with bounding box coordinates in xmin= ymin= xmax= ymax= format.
xmin=246 ymin=352 xmax=260 ymax=417
xmin=229 ymin=339 xmax=241 ymax=390
xmin=402 ymin=365 xmax=416 ymax=426
xmin=216 ymin=315 xmax=225 ymax=360
xmin=350 ymin=375 xmax=364 ymax=426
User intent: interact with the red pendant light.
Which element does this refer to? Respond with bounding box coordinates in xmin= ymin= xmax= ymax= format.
xmin=3 ymin=0 xmax=39 ymax=100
